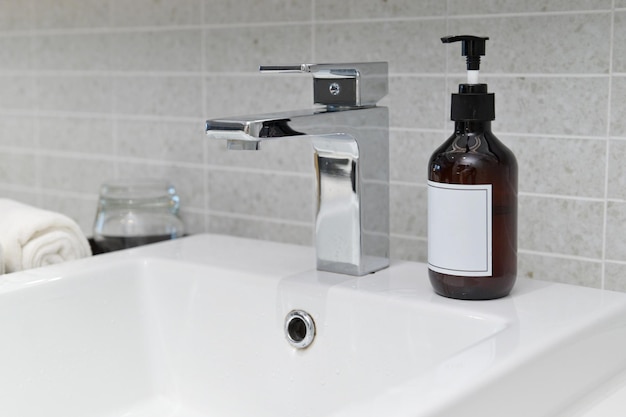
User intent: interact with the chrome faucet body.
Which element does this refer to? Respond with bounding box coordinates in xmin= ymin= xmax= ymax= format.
xmin=205 ymin=63 xmax=389 ymax=276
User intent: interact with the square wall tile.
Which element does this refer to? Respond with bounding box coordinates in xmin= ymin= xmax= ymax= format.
xmin=487 ymin=76 xmax=609 ymax=136
xmin=206 ymin=138 xmax=314 ymax=174
xmin=605 ymin=201 xmax=626 ymax=262
xmin=208 ymin=214 xmax=313 ymax=246
xmin=0 ymin=151 xmax=36 ymax=187
xmin=0 ymin=76 xmax=36 ymax=111
xmin=204 ymin=74 xmax=312 ymax=117
xmin=315 ymin=19 xmax=446 ymax=74
xmin=0 ymin=36 xmax=33 ymax=71
xmin=208 ymin=170 xmax=314 ymax=223
xmin=0 ymin=115 xmax=36 ymax=148
xmin=618 ymin=0 xmax=626 ymax=7
xmin=33 ymin=0 xmax=111 ymax=29
xmin=34 ymin=33 xmax=110 ymax=72
xmin=518 ymin=195 xmax=604 ymax=258
xmin=38 ymin=116 xmax=114 ymax=154
xmin=506 ymin=135 xmax=606 ymax=198
xmin=110 ymin=30 xmax=202 ymax=72
xmin=39 ymin=155 xmax=115 ymax=194
xmin=518 ymin=252 xmax=602 ymax=289
xmin=390 ymin=183 xmax=426 ymax=238
xmin=111 ymin=0 xmax=202 ymax=27
xmin=116 ymin=119 xmax=204 ymax=164
xmin=113 ymin=75 xmax=202 ymax=118
xmin=386 ymin=76 xmax=447 ymax=130
xmin=390 ymin=129 xmax=444 ymax=184
xmin=605 ymin=262 xmax=626 ymax=292
xmin=40 ymin=193 xmax=99 ymax=236
xmin=315 ymin=0 xmax=445 ymax=20
xmin=448 ymin=0 xmax=611 ymax=15
xmin=37 ymin=76 xmax=112 ymax=114
xmin=0 ymin=0 xmax=33 ymax=30
xmin=608 ymin=139 xmax=626 ymax=200
xmin=204 ymin=25 xmax=312 ymax=73
xmin=179 ymin=208 xmax=207 ymax=235
xmin=611 ymin=12 xmax=626 ymax=73
xmin=390 ymin=236 xmax=427 ymax=263
xmin=0 ymin=186 xmax=39 ymax=206
xmin=610 ymin=76 xmax=626 ymax=136
xmin=447 ymin=13 xmax=611 ymax=74
xmin=204 ymin=0 xmax=312 ymax=24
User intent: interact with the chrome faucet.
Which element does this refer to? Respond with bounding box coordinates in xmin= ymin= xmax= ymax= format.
xmin=205 ymin=62 xmax=389 ymax=276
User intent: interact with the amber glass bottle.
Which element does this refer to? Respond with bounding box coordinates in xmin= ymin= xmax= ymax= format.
xmin=428 ymin=119 xmax=517 ymax=299
xmin=428 ymin=36 xmax=518 ymax=300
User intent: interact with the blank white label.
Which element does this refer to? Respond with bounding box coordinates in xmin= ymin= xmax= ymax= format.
xmin=428 ymin=181 xmax=492 ymax=277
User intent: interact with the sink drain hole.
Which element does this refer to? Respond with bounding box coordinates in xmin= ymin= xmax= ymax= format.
xmin=285 ymin=310 xmax=316 ymax=349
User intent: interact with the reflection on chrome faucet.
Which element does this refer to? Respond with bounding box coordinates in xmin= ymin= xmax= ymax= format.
xmin=205 ymin=62 xmax=389 ymax=276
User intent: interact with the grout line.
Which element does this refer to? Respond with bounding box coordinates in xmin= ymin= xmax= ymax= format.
xmin=390 ymin=233 xmax=427 ymax=242
xmin=497 ymin=131 xmax=608 ymax=140
xmin=0 ymin=21 xmax=313 ymax=37
xmin=0 ymin=70 xmax=617 ymax=79
xmin=313 ymin=9 xmax=612 ymax=25
xmin=200 ymin=0 xmax=210 ymax=232
xmin=1 ymin=108 xmax=618 ymax=141
xmin=605 ymin=258 xmax=626 ymax=266
xmin=29 ymin=19 xmax=42 ymax=207
xmin=208 ymin=210 xmax=313 ymax=227
xmin=600 ymin=0 xmax=617 ymax=289
xmin=389 ymin=126 xmax=448 ymax=134
xmin=390 ymin=180 xmax=426 ymax=188
xmin=0 ymin=183 xmax=99 ymax=201
xmin=519 ymin=191 xmax=605 ymax=202
xmin=206 ymin=165 xmax=311 ymax=178
xmin=0 ymin=8 xmax=618 ymax=38
xmin=311 ymin=0 xmax=316 ymax=62
xmin=1 ymin=143 xmax=315 ymax=179
xmin=0 ymin=109 xmax=203 ymax=123
xmin=0 ymin=70 xmax=205 ymax=77
xmin=446 ymin=8 xmax=612 ymax=20
xmin=518 ymin=249 xmax=603 ymax=264
xmin=110 ymin=27 xmax=119 ymax=180
xmin=179 ymin=206 xmax=206 ymax=214
xmin=0 ymin=146 xmax=207 ymax=168
xmin=461 ymin=72 xmax=610 ymax=79
xmin=315 ymin=16 xmax=447 ymax=25
xmin=607 ymin=197 xmax=626 ymax=204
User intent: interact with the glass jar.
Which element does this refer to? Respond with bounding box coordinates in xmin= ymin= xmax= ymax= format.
xmin=92 ymin=178 xmax=185 ymax=253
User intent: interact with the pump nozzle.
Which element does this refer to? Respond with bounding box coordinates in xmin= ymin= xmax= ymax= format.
xmin=441 ymin=35 xmax=494 ymax=121
xmin=442 ymin=35 xmax=489 ymax=84
xmin=441 ymin=35 xmax=489 ymax=71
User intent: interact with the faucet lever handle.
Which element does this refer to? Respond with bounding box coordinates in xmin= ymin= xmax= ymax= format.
xmin=259 ymin=64 xmax=311 ymax=73
xmin=259 ymin=62 xmax=388 ymax=107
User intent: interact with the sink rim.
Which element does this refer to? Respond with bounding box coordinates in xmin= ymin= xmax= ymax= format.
xmin=1 ymin=233 xmax=626 ymax=417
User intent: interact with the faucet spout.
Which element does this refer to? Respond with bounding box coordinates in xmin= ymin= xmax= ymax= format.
xmin=205 ymin=110 xmax=311 ymax=150
xmin=205 ymin=62 xmax=390 ymax=276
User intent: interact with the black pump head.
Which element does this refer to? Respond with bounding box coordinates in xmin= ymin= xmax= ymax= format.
xmin=441 ymin=35 xmax=489 ymax=71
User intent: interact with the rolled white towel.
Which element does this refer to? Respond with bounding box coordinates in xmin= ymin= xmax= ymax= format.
xmin=0 ymin=199 xmax=92 ymax=273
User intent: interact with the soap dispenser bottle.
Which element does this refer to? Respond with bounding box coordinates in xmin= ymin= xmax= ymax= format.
xmin=428 ymin=35 xmax=518 ymax=300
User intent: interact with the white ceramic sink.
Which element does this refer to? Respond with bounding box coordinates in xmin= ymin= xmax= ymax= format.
xmin=1 ymin=234 xmax=626 ymax=417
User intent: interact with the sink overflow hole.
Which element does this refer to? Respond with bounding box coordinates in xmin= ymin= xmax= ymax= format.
xmin=285 ymin=310 xmax=316 ymax=349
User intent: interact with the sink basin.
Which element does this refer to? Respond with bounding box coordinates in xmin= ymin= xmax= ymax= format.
xmin=1 ymin=234 xmax=626 ymax=416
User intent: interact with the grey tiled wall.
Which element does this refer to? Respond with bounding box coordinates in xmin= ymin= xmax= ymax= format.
xmin=0 ymin=0 xmax=625 ymax=291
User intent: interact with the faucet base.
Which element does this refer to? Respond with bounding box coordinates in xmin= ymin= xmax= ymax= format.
xmin=317 ymin=256 xmax=390 ymax=276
